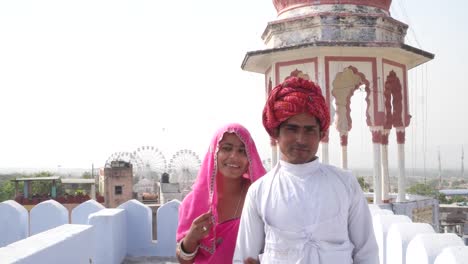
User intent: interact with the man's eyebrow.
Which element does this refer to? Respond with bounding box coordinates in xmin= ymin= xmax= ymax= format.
xmin=282 ymin=123 xmax=299 ymax=128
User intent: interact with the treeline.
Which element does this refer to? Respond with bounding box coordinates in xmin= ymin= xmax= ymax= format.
xmin=0 ymin=172 xmax=56 ymax=202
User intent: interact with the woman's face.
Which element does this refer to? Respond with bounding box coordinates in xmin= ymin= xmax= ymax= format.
xmin=217 ymin=133 xmax=249 ymax=179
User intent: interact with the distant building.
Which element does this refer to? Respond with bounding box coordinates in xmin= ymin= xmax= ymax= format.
xmin=439 ymin=189 xmax=468 ymax=197
xmin=100 ymin=161 xmax=133 ymax=208
xmin=159 ymin=183 xmax=181 ymax=204
xmin=133 ymin=178 xmax=157 ymax=201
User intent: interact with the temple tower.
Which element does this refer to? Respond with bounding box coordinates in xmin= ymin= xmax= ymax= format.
xmin=242 ymin=0 xmax=434 ymax=204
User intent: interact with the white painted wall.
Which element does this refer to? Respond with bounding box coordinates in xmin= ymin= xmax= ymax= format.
xmin=434 ymin=246 xmax=468 ymax=264
xmin=406 ymin=233 xmax=465 ymax=264
xmin=89 ymin=208 xmax=127 ymax=264
xmin=2 ymin=200 xmax=465 ymax=262
xmin=386 ymin=223 xmax=435 ymax=264
xmin=0 ymin=224 xmax=94 ymax=264
xmin=30 ymin=200 xmax=68 ymax=236
xmin=0 ymin=200 xmax=28 ymax=247
xmin=118 ymin=199 xmax=157 ymax=256
xmin=155 ymin=199 xmax=180 ymax=257
xmin=373 ymin=214 xmax=411 ymax=264
xmin=71 ymin=199 xmax=105 ymax=224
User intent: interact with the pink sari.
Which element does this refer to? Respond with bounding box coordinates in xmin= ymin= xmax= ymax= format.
xmin=176 ymin=123 xmax=266 ymax=263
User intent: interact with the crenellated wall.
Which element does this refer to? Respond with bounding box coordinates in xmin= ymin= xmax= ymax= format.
xmin=371 ymin=205 xmax=468 ymax=264
xmin=1 ymin=199 xmax=468 ymax=263
xmin=0 ymin=199 xmax=180 ymax=263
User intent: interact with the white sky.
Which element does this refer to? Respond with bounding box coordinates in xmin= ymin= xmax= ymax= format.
xmin=0 ymin=0 xmax=467 ymax=171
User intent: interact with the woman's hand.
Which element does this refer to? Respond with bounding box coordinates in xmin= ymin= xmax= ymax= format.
xmin=183 ymin=211 xmax=213 ymax=252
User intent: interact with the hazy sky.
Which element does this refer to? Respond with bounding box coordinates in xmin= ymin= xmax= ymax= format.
xmin=0 ymin=0 xmax=467 ymax=171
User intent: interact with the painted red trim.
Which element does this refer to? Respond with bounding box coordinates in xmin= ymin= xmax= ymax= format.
xmin=275 ymin=57 xmax=318 ymax=86
xmin=396 ymin=130 xmax=405 ymax=144
xmin=340 ymin=134 xmax=348 ymax=146
xmin=325 ymin=56 xmax=380 ymax=126
xmin=382 ymin=58 xmax=409 ymax=127
xmin=381 ymin=133 xmax=389 ymax=145
xmin=372 ymin=130 xmax=382 ymax=143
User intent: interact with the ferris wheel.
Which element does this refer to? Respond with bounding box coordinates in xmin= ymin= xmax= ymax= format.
xmin=132 ymin=146 xmax=167 ymax=181
xmin=168 ymin=149 xmax=201 ymax=192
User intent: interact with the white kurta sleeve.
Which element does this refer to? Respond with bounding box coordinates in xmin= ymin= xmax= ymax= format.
xmin=348 ymin=174 xmax=380 ymax=264
xmin=233 ymin=182 xmax=265 ymax=263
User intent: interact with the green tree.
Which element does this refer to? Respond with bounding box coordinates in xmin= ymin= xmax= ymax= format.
xmin=29 ymin=171 xmax=55 ymax=196
xmin=407 ymin=183 xmax=437 ymax=197
xmin=0 ymin=180 xmax=15 ymax=202
xmin=451 ymin=180 xmax=466 ymax=188
xmin=438 ymin=193 xmax=448 ymax=204
xmin=357 ymin=176 xmax=370 ymax=192
xmin=81 ymin=172 xmax=92 ymax=179
xmin=450 ymin=195 xmax=467 ymax=203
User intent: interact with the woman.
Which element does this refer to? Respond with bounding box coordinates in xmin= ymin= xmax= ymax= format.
xmin=176 ymin=123 xmax=266 ymax=263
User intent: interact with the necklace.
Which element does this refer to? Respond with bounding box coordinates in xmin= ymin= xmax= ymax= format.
xmin=233 ymin=181 xmax=245 ymax=218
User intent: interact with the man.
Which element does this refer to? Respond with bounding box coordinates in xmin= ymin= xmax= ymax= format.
xmin=233 ymin=77 xmax=379 ymax=263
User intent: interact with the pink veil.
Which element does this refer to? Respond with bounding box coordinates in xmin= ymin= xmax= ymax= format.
xmin=176 ymin=123 xmax=266 ymax=257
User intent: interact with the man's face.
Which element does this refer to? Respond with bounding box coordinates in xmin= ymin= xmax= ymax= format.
xmin=273 ymin=113 xmax=323 ymax=164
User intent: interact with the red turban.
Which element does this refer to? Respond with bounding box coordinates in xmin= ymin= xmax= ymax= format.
xmin=262 ymin=77 xmax=330 ymax=137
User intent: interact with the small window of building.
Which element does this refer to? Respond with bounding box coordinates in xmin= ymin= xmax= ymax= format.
xmin=115 ymin=186 xmax=123 ymax=195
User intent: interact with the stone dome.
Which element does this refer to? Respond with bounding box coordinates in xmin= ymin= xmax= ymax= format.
xmin=273 ymin=0 xmax=392 ymax=15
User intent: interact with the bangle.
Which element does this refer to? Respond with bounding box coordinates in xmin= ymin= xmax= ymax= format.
xmin=178 ymin=240 xmax=199 ymax=261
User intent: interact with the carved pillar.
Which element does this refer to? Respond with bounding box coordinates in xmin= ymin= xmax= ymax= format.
xmin=340 ymin=133 xmax=348 ymax=169
xmin=321 ymin=143 xmax=329 ymax=164
xmin=270 ymin=138 xmax=279 ymax=167
xmin=372 ymin=128 xmax=383 ymax=204
xmin=321 ymin=131 xmax=330 ymax=164
xmin=381 ymin=130 xmax=390 ymax=202
xmin=396 ymin=128 xmax=406 ymax=202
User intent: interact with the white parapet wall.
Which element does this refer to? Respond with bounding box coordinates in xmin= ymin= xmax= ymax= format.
xmin=30 ymin=200 xmax=69 ymax=236
xmin=155 ymin=199 xmax=180 ymax=257
xmin=386 ymin=223 xmax=435 ymax=264
xmin=89 ymin=208 xmax=127 ymax=264
xmin=71 ymin=199 xmax=105 ymax=224
xmin=8 ymin=200 xmax=468 ymax=262
xmin=118 ymin=199 xmax=157 ymax=256
xmin=434 ymin=246 xmax=468 ymax=264
xmin=406 ymin=233 xmax=465 ymax=264
xmin=0 ymin=199 xmax=181 ymax=261
xmin=0 ymin=224 xmax=94 ymax=264
xmin=0 ymin=200 xmax=28 ymax=247
xmin=373 ymin=214 xmax=411 ymax=264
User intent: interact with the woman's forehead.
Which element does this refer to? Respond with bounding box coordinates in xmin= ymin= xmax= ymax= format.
xmin=219 ymin=132 xmax=245 ymax=146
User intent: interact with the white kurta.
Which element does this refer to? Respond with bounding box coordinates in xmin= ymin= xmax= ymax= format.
xmin=234 ymin=159 xmax=379 ymax=264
